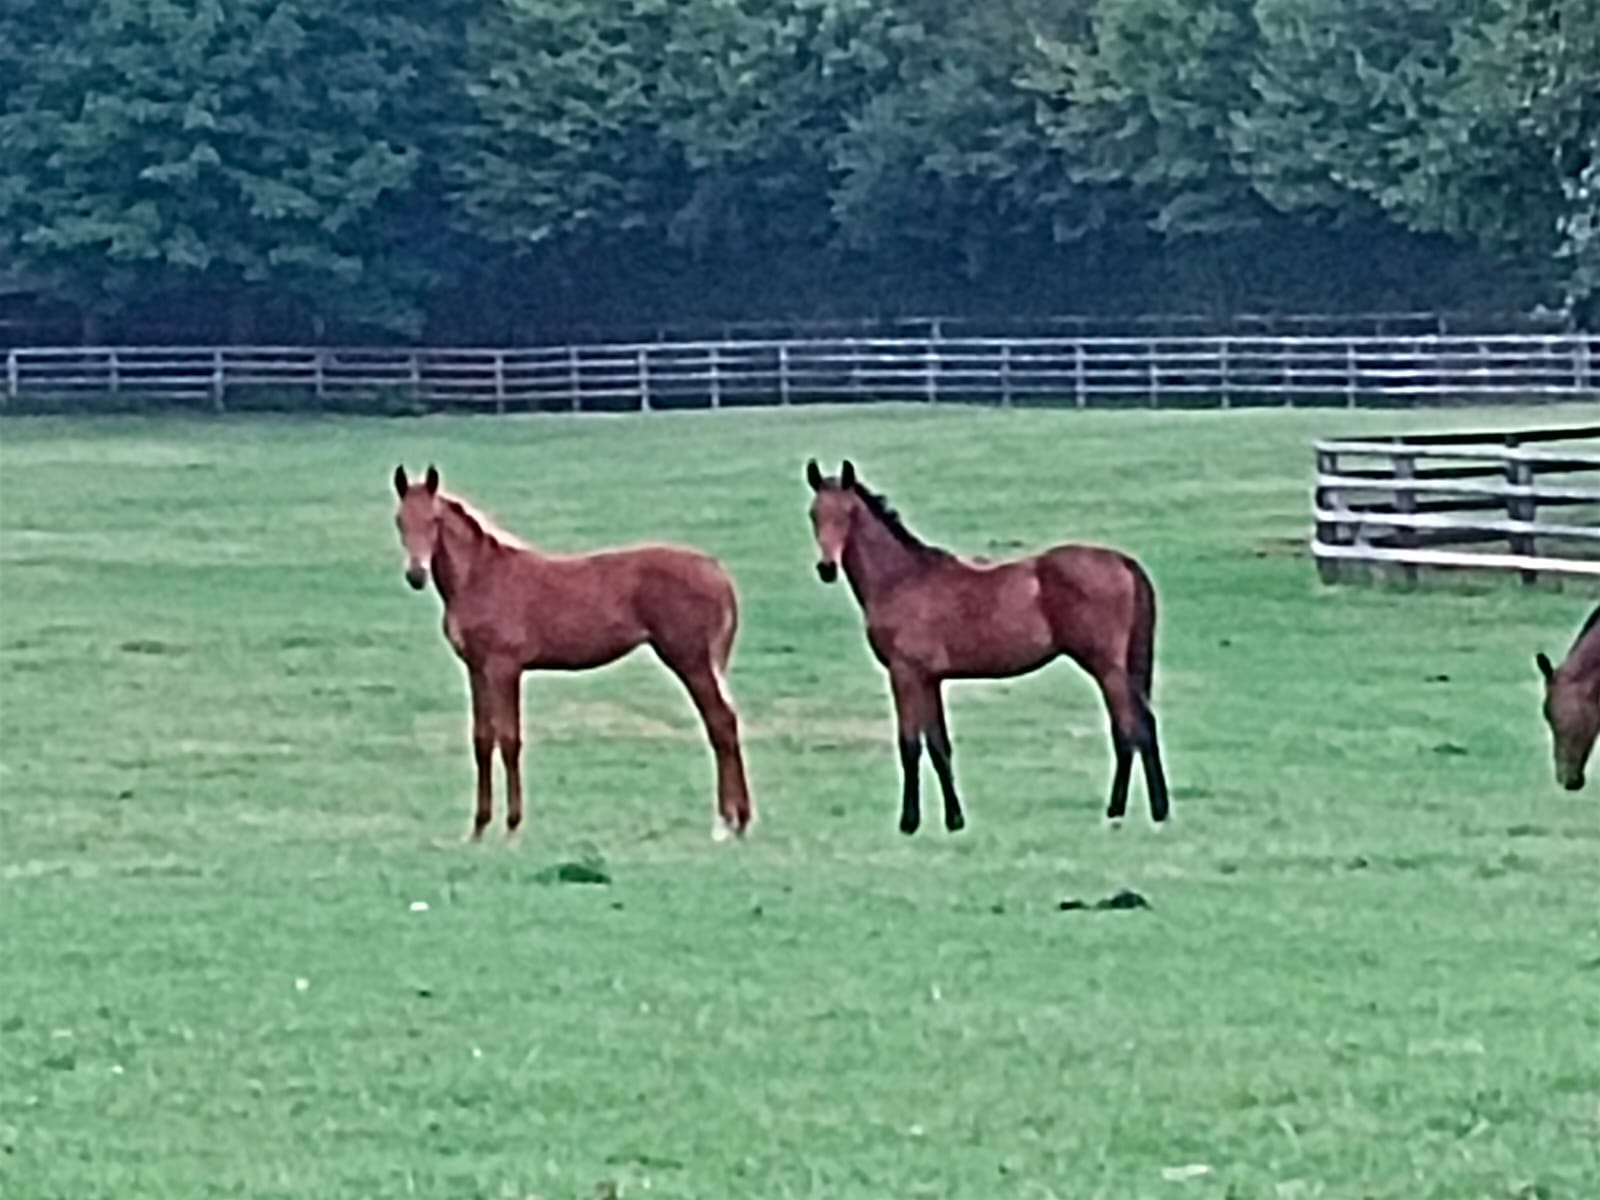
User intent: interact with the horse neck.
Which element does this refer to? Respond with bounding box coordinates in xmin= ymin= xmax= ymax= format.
xmin=842 ymin=507 xmax=926 ymax=606
xmin=1565 ymin=623 xmax=1600 ymax=691
xmin=432 ymin=502 xmax=496 ymax=605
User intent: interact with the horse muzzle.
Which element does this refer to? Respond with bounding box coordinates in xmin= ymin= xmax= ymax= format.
xmin=815 ymin=560 xmax=838 ymax=584
xmin=405 ymin=564 xmax=428 ymax=590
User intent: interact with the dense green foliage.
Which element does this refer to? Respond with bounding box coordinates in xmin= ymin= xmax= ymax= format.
xmin=3 ymin=406 xmax=1598 ymax=1195
xmin=0 ymin=0 xmax=1596 ymax=337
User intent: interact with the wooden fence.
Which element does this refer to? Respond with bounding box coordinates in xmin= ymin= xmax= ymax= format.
xmin=1312 ymin=425 xmax=1600 ymax=583
xmin=2 ymin=333 xmax=1597 ymax=411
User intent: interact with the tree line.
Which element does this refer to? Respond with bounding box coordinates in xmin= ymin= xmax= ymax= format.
xmin=1 ymin=0 xmax=1595 ymax=342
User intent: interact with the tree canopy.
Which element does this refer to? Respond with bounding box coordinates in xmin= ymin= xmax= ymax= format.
xmin=0 ymin=0 xmax=1592 ymax=340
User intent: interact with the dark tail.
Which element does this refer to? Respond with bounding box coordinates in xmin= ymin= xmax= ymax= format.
xmin=1127 ymin=558 xmax=1157 ymax=710
xmin=1126 ymin=556 xmax=1169 ymax=822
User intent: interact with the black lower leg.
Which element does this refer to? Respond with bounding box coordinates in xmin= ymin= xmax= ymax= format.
xmin=927 ymin=731 xmax=964 ymax=832
xmin=1139 ymin=711 xmax=1170 ymax=823
xmin=898 ymin=735 xmax=922 ymax=834
xmin=1106 ymin=734 xmax=1134 ymax=821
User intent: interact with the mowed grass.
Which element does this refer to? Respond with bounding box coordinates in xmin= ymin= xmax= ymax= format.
xmin=1 ymin=404 xmax=1597 ymax=1200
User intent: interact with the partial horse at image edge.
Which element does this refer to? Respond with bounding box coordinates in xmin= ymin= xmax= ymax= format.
xmin=392 ymin=464 xmax=753 ymax=839
xmin=1536 ymin=604 xmax=1600 ymax=791
xmin=805 ymin=458 xmax=1168 ymax=833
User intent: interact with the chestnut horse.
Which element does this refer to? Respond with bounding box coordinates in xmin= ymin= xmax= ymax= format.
xmin=806 ymin=459 xmax=1168 ymax=833
xmin=392 ymin=465 xmax=753 ymax=839
xmin=1536 ymin=604 xmax=1600 ymax=791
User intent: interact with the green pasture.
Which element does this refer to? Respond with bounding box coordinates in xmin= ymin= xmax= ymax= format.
xmin=1 ymin=405 xmax=1597 ymax=1199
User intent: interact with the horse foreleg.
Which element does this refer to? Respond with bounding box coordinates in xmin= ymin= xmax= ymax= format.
xmin=889 ymin=666 xmax=931 ymax=835
xmin=926 ymin=684 xmax=964 ymax=833
xmin=468 ymin=665 xmax=495 ymax=840
xmin=488 ymin=666 xmax=524 ymax=837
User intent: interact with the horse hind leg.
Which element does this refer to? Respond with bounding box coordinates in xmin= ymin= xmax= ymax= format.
xmin=1137 ymin=705 xmax=1170 ymax=824
xmin=662 ymin=652 xmax=753 ymax=840
xmin=1097 ymin=669 xmax=1168 ymax=825
xmin=1095 ymin=667 xmax=1142 ymax=825
xmin=1126 ymin=565 xmax=1169 ymax=822
xmin=1105 ymin=733 xmax=1136 ymax=826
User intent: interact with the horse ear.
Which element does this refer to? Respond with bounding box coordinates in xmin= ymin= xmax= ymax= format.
xmin=806 ymin=459 xmax=824 ymax=491
xmin=424 ymin=464 xmax=439 ymax=495
xmin=1537 ymin=652 xmax=1555 ymax=683
xmin=840 ymin=459 xmax=856 ymax=488
xmin=393 ymin=465 xmax=408 ymax=498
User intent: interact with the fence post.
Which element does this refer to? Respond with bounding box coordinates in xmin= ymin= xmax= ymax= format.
xmin=108 ymin=348 xmax=120 ymax=399
xmin=1314 ymin=446 xmax=1343 ymax=584
xmin=313 ymin=350 xmax=326 ymax=404
xmin=1073 ymin=342 xmax=1086 ymax=409
xmin=1218 ymin=338 xmax=1231 ymax=409
xmin=408 ymin=353 xmax=421 ymax=407
xmin=638 ymin=347 xmax=651 ymax=412
xmin=923 ymin=342 xmax=938 ymax=404
xmin=707 ymin=346 xmax=720 ymax=409
xmin=4 ymin=349 xmax=16 ymax=405
xmin=999 ymin=343 xmax=1012 ymax=408
xmin=1345 ymin=342 xmax=1358 ymax=407
xmin=568 ymin=345 xmax=581 ymax=412
xmin=1393 ymin=451 xmax=1418 ymax=585
xmin=778 ymin=345 xmax=791 ymax=405
xmin=211 ymin=349 xmax=225 ymax=413
xmin=1576 ymin=335 xmax=1593 ymax=393
xmin=493 ymin=351 xmax=506 ymax=415
xmin=1147 ymin=341 xmax=1159 ymax=407
xmin=1504 ymin=435 xmax=1537 ymax=585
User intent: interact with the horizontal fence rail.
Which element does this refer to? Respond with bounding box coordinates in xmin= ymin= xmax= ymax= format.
xmin=1312 ymin=425 xmax=1600 ymax=584
xmin=2 ymin=333 xmax=1598 ymax=411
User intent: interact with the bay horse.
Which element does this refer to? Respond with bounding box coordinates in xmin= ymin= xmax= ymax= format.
xmin=1535 ymin=604 xmax=1600 ymax=791
xmin=805 ymin=459 xmax=1168 ymax=833
xmin=392 ymin=465 xmax=753 ymax=840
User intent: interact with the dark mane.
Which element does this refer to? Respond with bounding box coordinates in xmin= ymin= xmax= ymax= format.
xmin=1577 ymin=604 xmax=1600 ymax=645
xmin=851 ymin=480 xmax=951 ymax=560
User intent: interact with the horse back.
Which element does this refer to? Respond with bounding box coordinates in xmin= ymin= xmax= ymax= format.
xmin=598 ymin=543 xmax=739 ymax=657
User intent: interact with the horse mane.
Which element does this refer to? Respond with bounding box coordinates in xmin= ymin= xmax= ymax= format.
xmin=438 ymin=492 xmax=531 ymax=551
xmin=1577 ymin=603 xmax=1600 ymax=645
xmin=851 ymin=480 xmax=951 ymax=560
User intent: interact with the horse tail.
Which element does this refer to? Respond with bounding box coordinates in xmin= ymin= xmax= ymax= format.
xmin=1126 ymin=557 xmax=1157 ymax=712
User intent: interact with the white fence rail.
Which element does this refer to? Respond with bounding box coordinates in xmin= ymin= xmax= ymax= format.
xmin=1312 ymin=425 xmax=1600 ymax=584
xmin=2 ymin=334 xmax=1598 ymax=411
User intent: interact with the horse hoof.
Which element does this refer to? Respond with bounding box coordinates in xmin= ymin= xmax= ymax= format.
xmin=946 ymin=816 xmax=966 ymax=833
xmin=899 ymin=820 xmax=920 ymax=836
xmin=711 ymin=820 xmax=735 ymax=843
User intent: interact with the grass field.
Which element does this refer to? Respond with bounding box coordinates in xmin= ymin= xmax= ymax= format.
xmin=2 ymin=404 xmax=1598 ymax=1199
